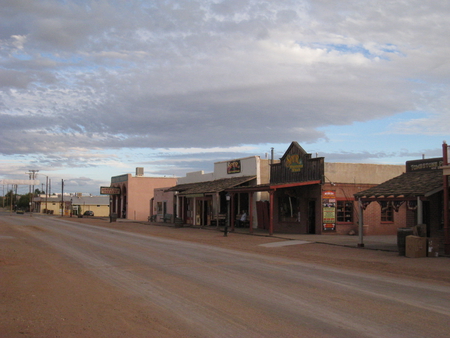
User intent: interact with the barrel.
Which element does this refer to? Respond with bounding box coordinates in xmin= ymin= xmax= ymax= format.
xmin=397 ymin=227 xmax=414 ymax=256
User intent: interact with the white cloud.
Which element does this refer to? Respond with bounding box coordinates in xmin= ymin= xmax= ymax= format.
xmin=11 ymin=34 xmax=27 ymax=49
xmin=0 ymin=0 xmax=449 ymax=194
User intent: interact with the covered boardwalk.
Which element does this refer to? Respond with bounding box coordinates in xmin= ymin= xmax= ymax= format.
xmin=167 ymin=176 xmax=257 ymax=226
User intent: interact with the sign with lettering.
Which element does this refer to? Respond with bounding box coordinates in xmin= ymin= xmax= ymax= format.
xmin=100 ymin=186 xmax=121 ymax=195
xmin=227 ymin=160 xmax=241 ymax=174
xmin=322 ymin=190 xmax=336 ymax=231
xmin=285 ymin=154 xmax=303 ymax=172
xmin=406 ymin=157 xmax=443 ymax=172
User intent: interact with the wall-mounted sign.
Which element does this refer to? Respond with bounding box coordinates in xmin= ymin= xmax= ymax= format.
xmin=322 ymin=190 xmax=336 ymax=231
xmin=111 ymin=174 xmax=128 ymax=183
xmin=406 ymin=157 xmax=443 ymax=172
xmin=227 ymin=160 xmax=241 ymax=174
xmin=100 ymin=186 xmax=121 ymax=195
xmin=285 ymin=154 xmax=303 ymax=172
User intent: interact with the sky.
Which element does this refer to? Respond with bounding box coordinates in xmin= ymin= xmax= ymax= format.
xmin=1 ymin=0 xmax=449 ymax=195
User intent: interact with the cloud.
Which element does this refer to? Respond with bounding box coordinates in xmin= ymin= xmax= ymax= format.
xmin=0 ymin=0 xmax=449 ymax=194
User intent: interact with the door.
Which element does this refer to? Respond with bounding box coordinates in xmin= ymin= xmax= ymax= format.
xmin=308 ymin=200 xmax=316 ymax=234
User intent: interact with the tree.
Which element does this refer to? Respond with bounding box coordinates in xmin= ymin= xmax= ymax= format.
xmin=34 ymin=188 xmax=44 ymax=195
xmin=4 ymin=190 xmax=15 ymax=209
xmin=17 ymin=193 xmax=32 ymax=211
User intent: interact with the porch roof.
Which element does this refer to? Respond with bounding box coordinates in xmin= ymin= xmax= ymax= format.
xmin=166 ymin=176 xmax=256 ymax=195
xmin=354 ymin=169 xmax=443 ymax=200
xmin=226 ymin=179 xmax=322 ymax=193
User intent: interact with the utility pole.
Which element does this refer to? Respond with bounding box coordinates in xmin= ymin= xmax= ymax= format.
xmin=28 ymin=170 xmax=39 ymax=213
xmin=61 ymin=179 xmax=64 ymax=217
xmin=45 ymin=176 xmax=48 ymax=213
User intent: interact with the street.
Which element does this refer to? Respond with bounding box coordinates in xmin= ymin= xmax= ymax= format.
xmin=1 ymin=214 xmax=450 ymax=337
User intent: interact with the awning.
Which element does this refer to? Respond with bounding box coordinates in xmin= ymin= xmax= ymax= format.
xmin=226 ymin=180 xmax=321 ymax=194
xmin=167 ymin=176 xmax=257 ymax=196
xmin=354 ymin=169 xmax=444 ymax=201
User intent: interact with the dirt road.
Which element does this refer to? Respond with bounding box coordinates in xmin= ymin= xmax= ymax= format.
xmin=1 ymin=214 xmax=449 ymax=337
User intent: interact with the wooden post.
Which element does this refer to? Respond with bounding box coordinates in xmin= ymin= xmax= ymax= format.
xmin=269 ymin=191 xmax=274 ymax=236
xmin=443 ymin=142 xmax=449 ymax=255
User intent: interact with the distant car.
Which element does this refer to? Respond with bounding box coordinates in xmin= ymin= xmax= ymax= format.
xmin=83 ymin=210 xmax=94 ymax=216
xmin=16 ymin=209 xmax=24 ymax=214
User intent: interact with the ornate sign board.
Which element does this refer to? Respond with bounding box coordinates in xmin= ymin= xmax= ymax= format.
xmin=322 ymin=190 xmax=336 ymax=231
xmin=227 ymin=160 xmax=241 ymax=174
xmin=100 ymin=186 xmax=121 ymax=195
xmin=285 ymin=154 xmax=304 ymax=172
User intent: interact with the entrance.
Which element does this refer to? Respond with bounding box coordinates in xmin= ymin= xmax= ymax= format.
xmin=308 ymin=200 xmax=316 ymax=234
xmin=195 ymin=198 xmax=212 ymax=226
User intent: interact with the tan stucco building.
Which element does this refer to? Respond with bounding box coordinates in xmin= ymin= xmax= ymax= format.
xmin=110 ymin=169 xmax=177 ymax=221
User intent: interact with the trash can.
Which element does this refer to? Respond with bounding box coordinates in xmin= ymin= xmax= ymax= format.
xmin=110 ymin=213 xmax=118 ymax=223
xmin=397 ymin=227 xmax=414 ymax=256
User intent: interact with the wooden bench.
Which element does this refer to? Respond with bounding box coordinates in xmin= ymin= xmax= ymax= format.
xmin=211 ymin=214 xmax=227 ymax=226
xmin=163 ymin=214 xmax=173 ymax=223
xmin=148 ymin=215 xmax=157 ymax=222
xmin=235 ymin=214 xmax=249 ymax=227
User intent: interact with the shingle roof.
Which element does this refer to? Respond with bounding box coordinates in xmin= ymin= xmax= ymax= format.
xmin=354 ymin=169 xmax=443 ymax=199
xmin=167 ymin=176 xmax=256 ymax=195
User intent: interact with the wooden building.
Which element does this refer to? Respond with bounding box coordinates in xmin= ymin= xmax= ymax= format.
xmin=227 ymin=142 xmax=405 ymax=235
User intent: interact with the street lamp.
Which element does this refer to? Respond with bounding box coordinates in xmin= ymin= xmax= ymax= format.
xmin=225 ymin=193 xmax=231 ymax=237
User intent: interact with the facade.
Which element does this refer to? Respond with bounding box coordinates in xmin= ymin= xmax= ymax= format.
xmin=109 ymin=169 xmax=177 ymax=221
xmin=355 ymin=156 xmax=448 ymax=254
xmin=152 ymin=187 xmax=177 ymax=222
xmin=323 ymin=162 xmax=406 ymax=235
xmin=156 ymin=143 xmax=405 ymax=236
xmin=161 ymin=156 xmax=274 ymax=227
xmin=34 ymin=194 xmax=110 ymax=217
xmin=227 ymin=142 xmax=405 ymax=235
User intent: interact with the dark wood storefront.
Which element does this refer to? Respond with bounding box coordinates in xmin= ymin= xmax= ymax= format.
xmin=227 ymin=142 xmax=325 ymax=235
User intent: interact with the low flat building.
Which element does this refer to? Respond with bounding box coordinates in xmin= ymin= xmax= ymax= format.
xmin=34 ymin=194 xmax=110 ymax=217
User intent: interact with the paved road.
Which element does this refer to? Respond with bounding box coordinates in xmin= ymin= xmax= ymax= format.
xmin=2 ymin=214 xmax=450 ymax=337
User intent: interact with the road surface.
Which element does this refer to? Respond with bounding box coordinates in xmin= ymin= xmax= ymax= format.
xmin=1 ymin=214 xmax=449 ymax=337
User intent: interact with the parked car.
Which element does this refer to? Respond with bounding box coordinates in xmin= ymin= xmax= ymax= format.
xmin=83 ymin=210 xmax=94 ymax=216
xmin=16 ymin=209 xmax=24 ymax=214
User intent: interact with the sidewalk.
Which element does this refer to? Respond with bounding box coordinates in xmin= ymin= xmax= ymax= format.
xmin=139 ymin=219 xmax=399 ymax=253
xmin=232 ymin=228 xmax=399 ymax=252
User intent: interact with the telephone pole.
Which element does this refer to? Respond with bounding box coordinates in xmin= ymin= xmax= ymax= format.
xmin=28 ymin=170 xmax=39 ymax=213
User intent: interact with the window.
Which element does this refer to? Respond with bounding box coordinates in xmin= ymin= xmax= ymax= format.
xmin=381 ymin=204 xmax=394 ymax=222
xmin=278 ymin=193 xmax=300 ymax=222
xmin=156 ymin=202 xmax=163 ymax=214
xmin=337 ymin=201 xmax=353 ymax=223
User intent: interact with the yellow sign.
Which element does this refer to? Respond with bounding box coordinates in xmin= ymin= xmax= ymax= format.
xmin=285 ymin=154 xmax=303 ymax=172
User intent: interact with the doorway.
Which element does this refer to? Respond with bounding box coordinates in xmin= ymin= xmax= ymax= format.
xmin=308 ymin=200 xmax=316 ymax=234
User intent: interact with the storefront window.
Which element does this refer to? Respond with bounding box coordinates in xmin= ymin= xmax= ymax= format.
xmin=337 ymin=201 xmax=353 ymax=223
xmin=278 ymin=194 xmax=300 ymax=222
